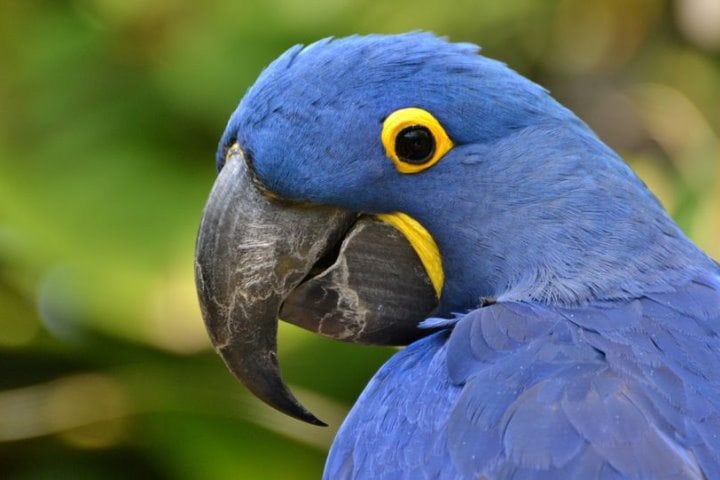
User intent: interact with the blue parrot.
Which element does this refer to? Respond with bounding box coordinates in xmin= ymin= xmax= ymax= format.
xmin=194 ymin=33 xmax=720 ymax=479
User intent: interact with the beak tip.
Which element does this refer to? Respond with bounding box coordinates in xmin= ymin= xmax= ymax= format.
xmin=307 ymin=416 xmax=329 ymax=427
xmin=279 ymin=403 xmax=327 ymax=427
xmin=216 ymin=340 xmax=327 ymax=427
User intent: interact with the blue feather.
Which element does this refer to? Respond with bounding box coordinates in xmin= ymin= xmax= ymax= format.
xmin=326 ymin=276 xmax=720 ymax=479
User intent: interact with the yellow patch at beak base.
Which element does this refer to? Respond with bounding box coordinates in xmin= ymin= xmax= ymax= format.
xmin=376 ymin=212 xmax=444 ymax=298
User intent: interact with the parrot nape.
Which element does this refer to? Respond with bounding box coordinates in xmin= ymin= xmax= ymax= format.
xmin=195 ymin=33 xmax=720 ymax=479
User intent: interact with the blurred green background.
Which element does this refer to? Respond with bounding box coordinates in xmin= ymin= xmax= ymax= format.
xmin=1 ymin=0 xmax=718 ymax=478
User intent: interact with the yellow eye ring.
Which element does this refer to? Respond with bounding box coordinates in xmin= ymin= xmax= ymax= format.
xmin=381 ymin=107 xmax=453 ymax=174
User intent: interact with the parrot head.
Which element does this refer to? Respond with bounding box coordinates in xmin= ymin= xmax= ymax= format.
xmin=195 ymin=33 xmax=710 ymax=425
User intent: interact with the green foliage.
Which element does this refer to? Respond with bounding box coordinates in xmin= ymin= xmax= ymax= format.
xmin=1 ymin=1 xmax=718 ymax=477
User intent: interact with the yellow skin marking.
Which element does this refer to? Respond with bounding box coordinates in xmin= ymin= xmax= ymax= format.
xmin=378 ymin=108 xmax=450 ymax=297
xmin=376 ymin=212 xmax=444 ymax=298
xmin=381 ymin=107 xmax=454 ymax=174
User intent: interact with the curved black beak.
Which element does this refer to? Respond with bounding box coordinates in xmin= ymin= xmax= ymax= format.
xmin=195 ymin=145 xmax=437 ymax=425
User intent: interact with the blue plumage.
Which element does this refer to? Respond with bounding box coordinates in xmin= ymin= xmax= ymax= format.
xmin=215 ymin=32 xmax=720 ymax=478
xmin=326 ymin=277 xmax=720 ymax=479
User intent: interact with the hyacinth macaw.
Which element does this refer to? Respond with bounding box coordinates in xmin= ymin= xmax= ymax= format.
xmin=194 ymin=33 xmax=720 ymax=479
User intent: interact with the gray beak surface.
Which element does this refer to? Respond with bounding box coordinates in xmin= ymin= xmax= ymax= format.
xmin=195 ymin=146 xmax=437 ymax=425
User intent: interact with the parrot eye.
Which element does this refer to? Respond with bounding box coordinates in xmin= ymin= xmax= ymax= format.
xmin=381 ymin=107 xmax=453 ymax=174
xmin=395 ymin=126 xmax=435 ymax=164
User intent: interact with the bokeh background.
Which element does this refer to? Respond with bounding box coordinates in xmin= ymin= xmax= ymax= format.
xmin=1 ymin=0 xmax=719 ymax=478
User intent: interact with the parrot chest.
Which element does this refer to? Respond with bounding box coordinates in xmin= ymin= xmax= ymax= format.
xmin=325 ymin=275 xmax=720 ymax=479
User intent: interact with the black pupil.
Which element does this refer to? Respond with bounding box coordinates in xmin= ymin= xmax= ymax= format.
xmin=395 ymin=126 xmax=435 ymax=164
